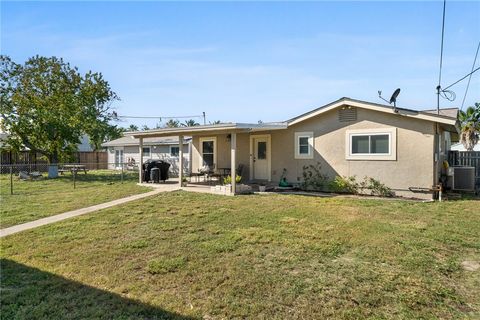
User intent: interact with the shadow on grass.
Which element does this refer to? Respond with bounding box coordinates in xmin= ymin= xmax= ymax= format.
xmin=0 ymin=259 xmax=197 ymax=320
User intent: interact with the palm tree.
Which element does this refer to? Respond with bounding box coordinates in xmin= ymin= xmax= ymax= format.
xmin=182 ymin=119 xmax=200 ymax=127
xmin=165 ymin=119 xmax=180 ymax=128
xmin=209 ymin=120 xmax=221 ymax=125
xmin=126 ymin=124 xmax=139 ymax=132
xmin=458 ymin=102 xmax=480 ymax=151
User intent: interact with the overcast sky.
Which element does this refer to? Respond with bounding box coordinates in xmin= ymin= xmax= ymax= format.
xmin=2 ymin=1 xmax=479 ymax=128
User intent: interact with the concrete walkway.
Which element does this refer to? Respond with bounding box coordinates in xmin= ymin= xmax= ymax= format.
xmin=0 ymin=189 xmax=167 ymax=238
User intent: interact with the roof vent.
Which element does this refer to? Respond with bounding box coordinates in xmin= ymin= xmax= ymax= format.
xmin=338 ymin=106 xmax=357 ymax=122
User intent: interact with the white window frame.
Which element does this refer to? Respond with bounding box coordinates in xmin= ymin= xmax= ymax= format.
xmin=170 ymin=145 xmax=180 ymax=157
xmin=199 ymin=137 xmax=217 ymax=168
xmin=294 ymin=132 xmax=314 ymax=159
xmin=345 ymin=128 xmax=396 ymax=161
xmin=142 ymin=146 xmax=151 ymax=158
xmin=114 ymin=148 xmax=124 ymax=168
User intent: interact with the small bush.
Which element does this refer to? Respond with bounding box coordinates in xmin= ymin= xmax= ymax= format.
xmin=147 ymin=257 xmax=186 ymax=274
xmin=329 ymin=175 xmax=394 ymax=197
xmin=329 ymin=176 xmax=360 ymax=194
xmin=362 ymin=177 xmax=395 ymax=197
xmin=301 ymin=162 xmax=329 ymax=191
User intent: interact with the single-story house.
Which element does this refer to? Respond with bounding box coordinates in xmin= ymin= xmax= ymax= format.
xmin=450 ymin=142 xmax=480 ymax=151
xmin=101 ymin=136 xmax=191 ymax=175
xmin=127 ymin=97 xmax=458 ymax=199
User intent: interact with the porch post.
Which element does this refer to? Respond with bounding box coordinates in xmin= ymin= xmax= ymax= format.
xmin=138 ymin=137 xmax=143 ymax=183
xmin=179 ymin=135 xmax=184 ymax=188
xmin=231 ymin=132 xmax=237 ymax=195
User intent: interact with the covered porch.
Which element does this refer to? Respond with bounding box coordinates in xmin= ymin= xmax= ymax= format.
xmin=129 ymin=123 xmax=287 ymax=195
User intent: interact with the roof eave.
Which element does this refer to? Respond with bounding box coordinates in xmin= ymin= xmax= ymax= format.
xmin=128 ymin=123 xmax=288 ymax=138
xmin=287 ymin=98 xmax=457 ymax=126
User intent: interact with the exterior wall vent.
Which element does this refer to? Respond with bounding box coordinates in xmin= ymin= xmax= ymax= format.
xmin=338 ymin=107 xmax=357 ymax=122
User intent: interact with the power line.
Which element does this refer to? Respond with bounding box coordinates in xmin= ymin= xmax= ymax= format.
xmin=443 ymin=66 xmax=480 ymax=91
xmin=438 ymin=0 xmax=447 ymax=88
xmin=436 ymin=0 xmax=447 ymax=114
xmin=116 ymin=114 xmax=204 ymax=120
xmin=461 ymin=41 xmax=480 ymax=110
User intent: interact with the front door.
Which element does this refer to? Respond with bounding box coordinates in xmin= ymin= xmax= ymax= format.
xmin=115 ymin=149 xmax=124 ymax=169
xmin=253 ymin=137 xmax=269 ymax=180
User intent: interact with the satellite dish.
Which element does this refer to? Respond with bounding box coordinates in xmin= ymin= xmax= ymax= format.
xmin=389 ymin=88 xmax=401 ymax=104
xmin=378 ymin=88 xmax=401 ymax=113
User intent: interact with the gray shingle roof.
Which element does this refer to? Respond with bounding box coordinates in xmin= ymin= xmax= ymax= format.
xmin=422 ymin=108 xmax=459 ymax=119
xmin=101 ymin=136 xmax=190 ymax=147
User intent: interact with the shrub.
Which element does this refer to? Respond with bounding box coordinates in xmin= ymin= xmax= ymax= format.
xmin=223 ymin=175 xmax=242 ymax=184
xmin=329 ymin=176 xmax=360 ymax=194
xmin=301 ymin=162 xmax=329 ymax=191
xmin=362 ymin=176 xmax=395 ymax=197
xmin=329 ymin=175 xmax=394 ymax=197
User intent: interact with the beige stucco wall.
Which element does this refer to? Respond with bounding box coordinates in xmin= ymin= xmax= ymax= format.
xmin=268 ymin=108 xmax=435 ymax=198
xmin=191 ymin=107 xmax=438 ymax=199
xmin=191 ymin=133 xmax=250 ymax=179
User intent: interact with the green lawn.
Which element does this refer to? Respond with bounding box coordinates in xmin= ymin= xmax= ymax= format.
xmin=0 ymin=170 xmax=151 ymax=228
xmin=1 ymin=192 xmax=479 ymax=319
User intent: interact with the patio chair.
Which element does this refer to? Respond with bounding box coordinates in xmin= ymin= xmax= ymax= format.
xmin=19 ymin=171 xmax=30 ymax=180
xmin=30 ymin=171 xmax=43 ymax=179
xmin=207 ymin=164 xmax=223 ymax=184
xmin=189 ymin=165 xmax=210 ymax=183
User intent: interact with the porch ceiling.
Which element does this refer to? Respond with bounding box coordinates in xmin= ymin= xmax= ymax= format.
xmin=128 ymin=122 xmax=288 ymax=138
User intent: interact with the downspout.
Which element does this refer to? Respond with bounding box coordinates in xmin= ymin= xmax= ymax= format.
xmin=434 ymin=123 xmax=440 ymax=199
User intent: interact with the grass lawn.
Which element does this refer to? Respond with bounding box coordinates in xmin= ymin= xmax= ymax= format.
xmin=1 ymin=192 xmax=479 ymax=319
xmin=0 ymin=170 xmax=151 ymax=228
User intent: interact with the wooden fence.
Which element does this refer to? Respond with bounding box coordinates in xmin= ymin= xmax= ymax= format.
xmin=0 ymin=150 xmax=108 ymax=173
xmin=448 ymin=151 xmax=480 ymax=187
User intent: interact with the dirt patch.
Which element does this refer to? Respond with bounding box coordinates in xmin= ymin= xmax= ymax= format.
xmin=461 ymin=260 xmax=480 ymax=271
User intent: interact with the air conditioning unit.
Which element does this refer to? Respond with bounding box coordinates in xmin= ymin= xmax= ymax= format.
xmin=451 ymin=166 xmax=475 ymax=191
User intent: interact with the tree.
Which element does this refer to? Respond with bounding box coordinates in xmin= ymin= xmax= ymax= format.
xmin=141 ymin=125 xmax=150 ymax=131
xmin=126 ymin=124 xmax=139 ymax=132
xmin=165 ymin=119 xmax=180 ymax=128
xmin=209 ymin=120 xmax=221 ymax=125
xmin=181 ymin=119 xmax=200 ymax=127
xmin=0 ymin=55 xmax=119 ymax=175
xmin=458 ymin=102 xmax=480 ymax=151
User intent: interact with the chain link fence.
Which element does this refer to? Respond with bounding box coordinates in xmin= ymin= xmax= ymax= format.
xmin=0 ymin=163 xmax=140 ymax=196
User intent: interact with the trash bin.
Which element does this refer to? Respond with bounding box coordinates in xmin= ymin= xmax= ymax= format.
xmin=150 ymin=167 xmax=160 ymax=183
xmin=158 ymin=161 xmax=171 ymax=182
xmin=142 ymin=159 xmax=156 ymax=182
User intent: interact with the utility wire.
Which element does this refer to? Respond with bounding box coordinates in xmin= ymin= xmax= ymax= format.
xmin=436 ymin=0 xmax=447 ymax=113
xmin=438 ymin=0 xmax=447 ymax=88
xmin=461 ymin=41 xmax=480 ymax=110
xmin=116 ymin=114 xmax=204 ymax=120
xmin=443 ymin=66 xmax=480 ymax=91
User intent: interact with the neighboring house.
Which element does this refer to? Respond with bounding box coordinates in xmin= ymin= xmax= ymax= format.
xmin=77 ymin=134 xmax=95 ymax=152
xmin=127 ymin=97 xmax=458 ymax=199
xmin=101 ymin=136 xmax=191 ymax=175
xmin=450 ymin=142 xmax=480 ymax=151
